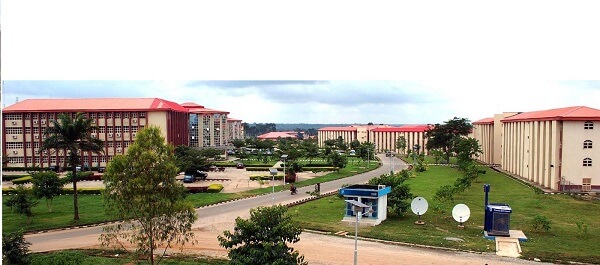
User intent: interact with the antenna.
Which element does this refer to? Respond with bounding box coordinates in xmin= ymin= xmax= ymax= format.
xmin=410 ymin=197 xmax=428 ymax=225
xmin=452 ymin=204 xmax=471 ymax=229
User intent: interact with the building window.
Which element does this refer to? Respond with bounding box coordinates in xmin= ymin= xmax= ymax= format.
xmin=583 ymin=158 xmax=592 ymax=166
xmin=584 ymin=140 xmax=593 ymax=149
xmin=584 ymin=121 xmax=594 ymax=129
xmin=98 ymin=113 xmax=105 ymax=118
xmin=114 ymin=112 xmax=121 ymax=118
xmin=582 ymin=178 xmax=592 ymax=192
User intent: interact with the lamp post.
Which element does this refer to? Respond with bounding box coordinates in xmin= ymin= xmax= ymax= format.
xmin=269 ymin=168 xmax=278 ymax=205
xmin=345 ymin=199 xmax=371 ymax=265
xmin=281 ymin=154 xmax=288 ymax=186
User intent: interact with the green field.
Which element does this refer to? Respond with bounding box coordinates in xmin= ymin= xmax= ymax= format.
xmin=290 ymin=165 xmax=600 ymax=264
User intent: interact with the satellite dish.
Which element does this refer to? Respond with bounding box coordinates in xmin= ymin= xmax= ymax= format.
xmin=452 ymin=204 xmax=471 ymax=228
xmin=411 ymin=197 xmax=428 ymax=225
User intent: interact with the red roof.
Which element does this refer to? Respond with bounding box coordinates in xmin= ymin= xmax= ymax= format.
xmin=473 ymin=117 xmax=494 ymax=125
xmin=3 ymin=98 xmax=189 ymax=113
xmin=187 ymin=107 xmax=230 ymax=115
xmin=181 ymin=102 xmax=205 ymax=108
xmin=371 ymin=124 xmax=431 ymax=133
xmin=228 ymin=117 xmax=242 ymax=122
xmin=502 ymin=106 xmax=600 ymax=122
xmin=257 ymin=132 xmax=298 ymax=140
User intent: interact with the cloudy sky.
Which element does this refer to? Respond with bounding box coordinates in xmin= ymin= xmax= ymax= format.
xmin=2 ymin=1 xmax=600 ymax=124
xmin=3 ymin=80 xmax=600 ymax=124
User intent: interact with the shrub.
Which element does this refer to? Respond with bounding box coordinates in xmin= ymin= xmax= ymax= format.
xmin=186 ymin=186 xmax=209 ymax=194
xmin=2 ymin=175 xmax=30 ymax=181
xmin=207 ymin=184 xmax=224 ymax=193
xmin=249 ymin=175 xmax=284 ymax=181
xmin=531 ymin=215 xmax=551 ymax=232
xmin=11 ymin=176 xmax=33 ymax=185
xmin=2 ymin=230 xmax=31 ymax=265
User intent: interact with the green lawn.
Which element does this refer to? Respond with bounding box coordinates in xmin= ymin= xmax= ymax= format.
xmin=29 ymin=249 xmax=229 ymax=265
xmin=291 ymin=166 xmax=600 ymax=264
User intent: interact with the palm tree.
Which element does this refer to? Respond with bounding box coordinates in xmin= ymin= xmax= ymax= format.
xmin=41 ymin=113 xmax=104 ymax=221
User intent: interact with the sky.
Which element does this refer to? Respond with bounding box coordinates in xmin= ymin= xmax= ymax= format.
xmin=2 ymin=1 xmax=600 ymax=125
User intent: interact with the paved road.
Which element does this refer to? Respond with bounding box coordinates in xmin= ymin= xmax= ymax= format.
xmin=25 ymin=154 xmax=406 ymax=252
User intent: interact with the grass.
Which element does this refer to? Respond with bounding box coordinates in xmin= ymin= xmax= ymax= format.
xmin=290 ymin=165 xmax=600 ymax=264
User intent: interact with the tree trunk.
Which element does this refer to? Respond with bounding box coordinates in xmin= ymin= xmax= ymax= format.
xmin=72 ymin=166 xmax=80 ymax=221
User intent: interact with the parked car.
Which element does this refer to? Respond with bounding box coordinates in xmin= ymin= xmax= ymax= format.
xmin=46 ymin=165 xmax=62 ymax=172
xmin=97 ymin=167 xmax=106 ymax=173
xmin=236 ymin=163 xmax=245 ymax=169
xmin=183 ymin=175 xmax=196 ymax=183
xmin=197 ymin=171 xmax=208 ymax=180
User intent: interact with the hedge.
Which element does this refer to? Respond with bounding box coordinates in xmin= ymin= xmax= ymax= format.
xmin=186 ymin=186 xmax=209 ymax=194
xmin=11 ymin=176 xmax=33 ymax=185
xmin=249 ymin=175 xmax=284 ymax=181
xmin=2 ymin=175 xmax=30 ymax=181
xmin=302 ymin=167 xmax=337 ymax=172
xmin=207 ymin=184 xmax=224 ymax=193
xmin=2 ymin=187 xmax=104 ymax=195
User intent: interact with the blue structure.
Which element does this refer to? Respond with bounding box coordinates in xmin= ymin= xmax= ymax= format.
xmin=483 ymin=184 xmax=512 ymax=236
xmin=339 ymin=184 xmax=392 ymax=226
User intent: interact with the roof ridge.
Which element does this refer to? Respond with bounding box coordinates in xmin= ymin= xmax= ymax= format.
xmin=561 ymin=106 xmax=584 ymax=117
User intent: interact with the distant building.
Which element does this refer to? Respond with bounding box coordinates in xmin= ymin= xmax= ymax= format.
xmin=228 ymin=117 xmax=245 ymax=141
xmin=181 ymin=102 xmax=230 ymax=148
xmin=317 ymin=124 xmax=430 ymax=154
xmin=257 ymin=131 xmax=298 ymax=140
xmin=472 ymin=106 xmax=600 ymax=192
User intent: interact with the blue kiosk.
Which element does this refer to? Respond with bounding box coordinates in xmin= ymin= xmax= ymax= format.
xmin=339 ymin=184 xmax=392 ymax=226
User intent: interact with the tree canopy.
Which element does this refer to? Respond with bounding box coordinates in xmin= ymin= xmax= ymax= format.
xmin=101 ymin=126 xmax=197 ymax=265
xmin=425 ymin=117 xmax=473 ymax=163
xmin=368 ymin=170 xmax=413 ymax=216
xmin=218 ymin=205 xmax=307 ymax=265
xmin=31 ymin=171 xmax=63 ymax=212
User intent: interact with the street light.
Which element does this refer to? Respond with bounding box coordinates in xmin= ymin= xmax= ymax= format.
xmin=269 ymin=168 xmax=278 ymax=205
xmin=281 ymin=154 xmax=288 ymax=186
xmin=345 ymin=199 xmax=371 ymax=265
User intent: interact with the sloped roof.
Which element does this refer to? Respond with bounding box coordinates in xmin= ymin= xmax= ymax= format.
xmin=3 ymin=98 xmax=189 ymax=112
xmin=257 ymin=131 xmax=298 ymax=140
xmin=228 ymin=117 xmax=243 ymax=122
xmin=501 ymin=106 xmax=600 ymax=122
xmin=187 ymin=107 xmax=230 ymax=115
xmin=180 ymin=102 xmax=205 ymax=108
xmin=371 ymin=124 xmax=431 ymax=132
xmin=473 ymin=117 xmax=494 ymax=125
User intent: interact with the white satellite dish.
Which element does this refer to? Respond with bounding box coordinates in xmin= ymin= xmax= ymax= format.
xmin=452 ymin=204 xmax=471 ymax=228
xmin=411 ymin=197 xmax=428 ymax=225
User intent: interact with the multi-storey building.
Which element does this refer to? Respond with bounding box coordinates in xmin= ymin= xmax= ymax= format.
xmin=472 ymin=106 xmax=600 ymax=192
xmin=227 ymin=117 xmax=244 ymax=141
xmin=2 ymin=98 xmax=189 ymax=168
xmin=181 ymin=102 xmax=230 ymax=149
xmin=317 ymin=124 xmax=430 ymax=154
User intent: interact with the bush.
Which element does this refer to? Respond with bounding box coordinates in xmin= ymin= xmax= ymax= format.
xmin=2 ymin=175 xmax=30 ymax=181
xmin=250 ymin=175 xmax=284 ymax=181
xmin=11 ymin=176 xmax=33 ymax=185
xmin=2 ymin=230 xmax=31 ymax=265
xmin=531 ymin=215 xmax=551 ymax=232
xmin=186 ymin=186 xmax=209 ymax=194
xmin=207 ymin=184 xmax=224 ymax=193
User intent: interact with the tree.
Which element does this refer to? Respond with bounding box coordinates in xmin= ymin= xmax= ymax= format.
xmin=425 ymin=117 xmax=473 ymax=163
xmin=2 ymin=230 xmax=31 ymax=265
xmin=31 ymin=171 xmax=64 ymax=212
xmin=334 ymin=136 xmax=348 ymax=151
xmin=218 ymin=205 xmax=307 ymax=265
xmin=396 ymin=136 xmax=407 ymax=155
xmin=41 ymin=112 xmax=104 ymax=221
xmin=302 ymin=138 xmax=320 ymax=164
xmin=323 ymin=139 xmax=336 ymax=156
xmin=368 ymin=170 xmax=413 ymax=216
xmin=5 ymin=185 xmax=39 ymax=225
xmin=101 ymin=126 xmax=197 ymax=265
xmin=231 ymin=139 xmax=246 ymax=149
xmin=453 ymin=137 xmax=483 ymax=171
xmin=350 ymin=139 xmax=361 ymax=152
xmin=327 ymin=151 xmax=348 ymax=171
xmin=174 ymin=145 xmax=209 ymax=174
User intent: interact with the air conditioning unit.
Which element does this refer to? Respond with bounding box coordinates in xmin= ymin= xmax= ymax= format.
xmin=33 ymin=120 xmax=38 ymax=124
xmin=116 ymin=148 xmax=122 ymax=153
xmin=108 ymin=133 xmax=113 ymax=138
xmin=35 ymin=135 xmax=39 ymax=139
xmin=12 ymin=150 xmax=18 ymax=154
xmin=41 ymin=120 xmax=46 ymax=125
xmin=43 ymin=150 xmax=48 ymax=154
xmin=12 ymin=135 xmax=17 ymax=139
xmin=92 ymin=120 xmax=96 ymax=123
xmin=132 ymin=133 xmax=136 ymax=137
xmin=116 ymin=133 xmax=121 ymax=138
xmin=91 ymin=134 xmax=96 ymax=138
xmin=132 ymin=119 xmax=137 ymax=123
xmin=11 ymin=121 xmax=16 ymax=125
xmin=191 ymin=136 xmax=195 ymax=139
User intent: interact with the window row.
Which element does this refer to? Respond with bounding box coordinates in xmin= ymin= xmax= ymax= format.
xmin=584 ymin=121 xmax=594 ymax=130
